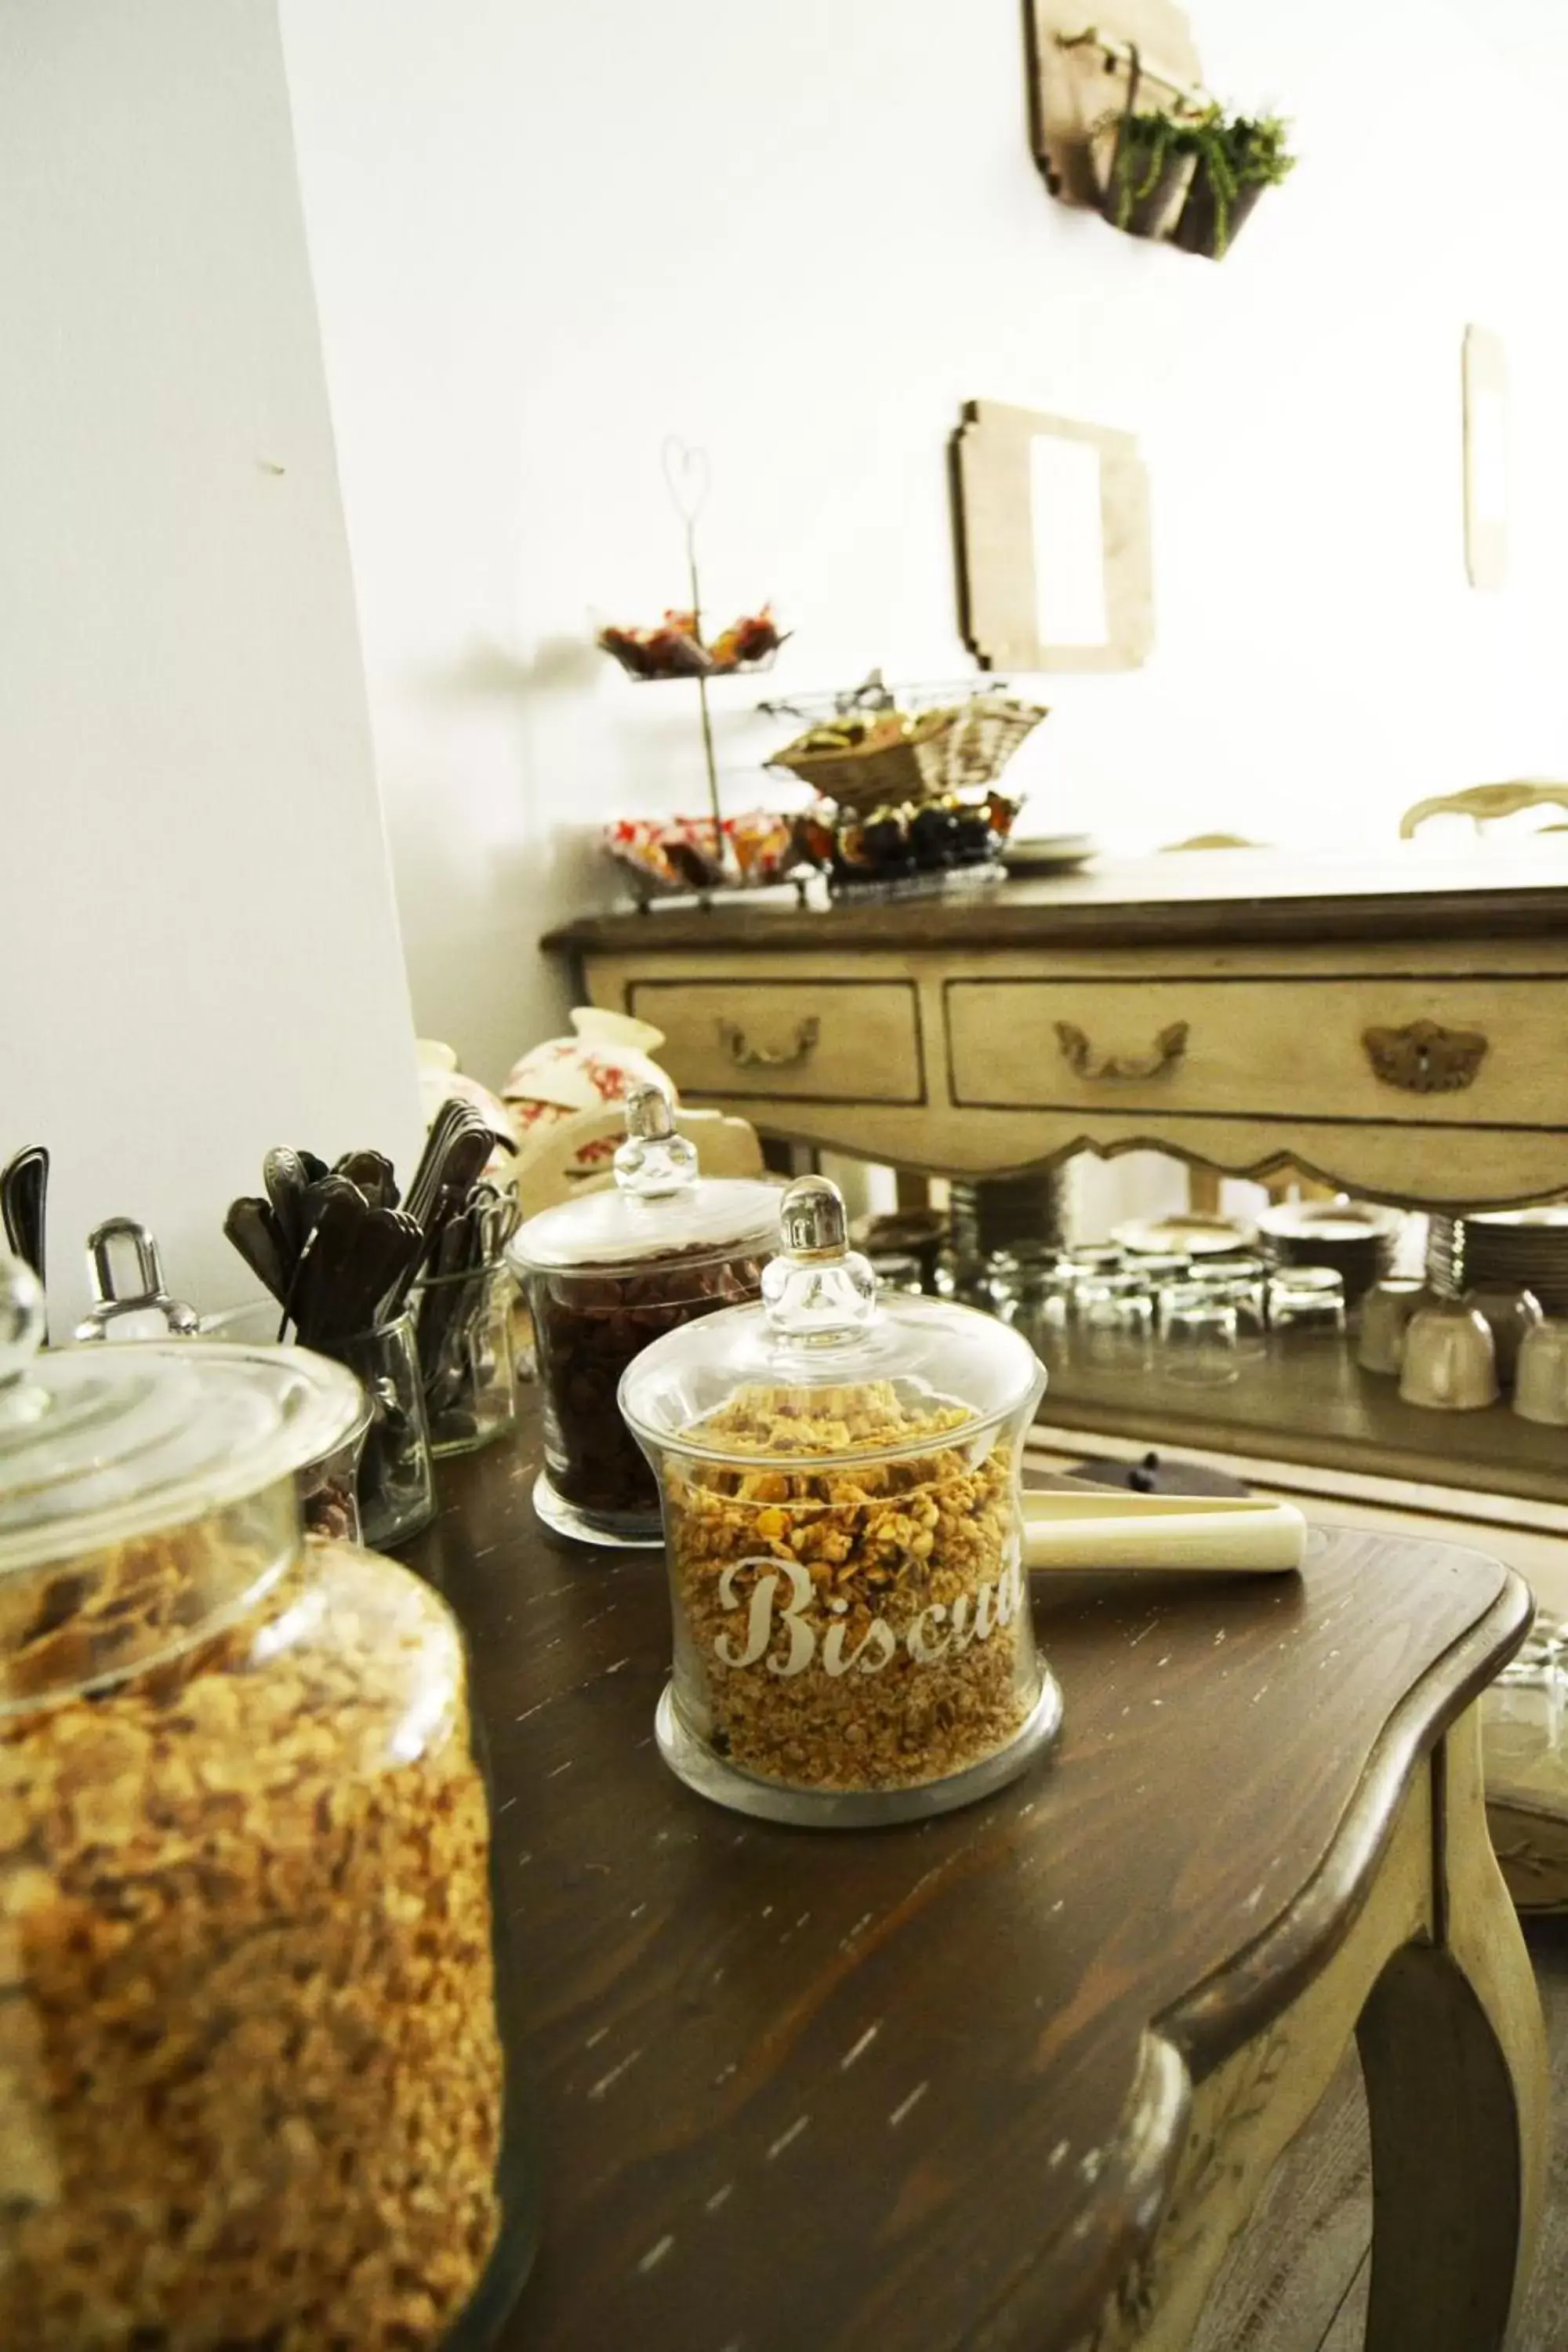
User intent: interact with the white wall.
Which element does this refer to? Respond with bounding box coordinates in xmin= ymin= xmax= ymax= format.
xmin=0 ymin=0 xmax=423 ymax=1330
xmin=283 ymin=0 xmax=1568 ymax=1095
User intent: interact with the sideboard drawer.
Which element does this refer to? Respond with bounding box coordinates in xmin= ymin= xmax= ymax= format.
xmin=946 ymin=976 xmax=1568 ymax=1126
xmin=630 ymin=978 xmax=924 ymax=1103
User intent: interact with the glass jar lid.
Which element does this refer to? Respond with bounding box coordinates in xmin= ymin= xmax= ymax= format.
xmin=619 ymin=1175 xmax=1044 ymax=1466
xmin=0 ymin=1254 xmax=366 ymax=1573
xmin=506 ymin=1081 xmax=781 ymax=1274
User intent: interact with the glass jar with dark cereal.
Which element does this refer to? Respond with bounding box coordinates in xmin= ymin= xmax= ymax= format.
xmin=506 ymin=1085 xmax=778 ymax=1547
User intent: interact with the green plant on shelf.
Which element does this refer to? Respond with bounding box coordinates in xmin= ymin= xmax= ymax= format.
xmin=1108 ymin=107 xmax=1188 ymax=228
xmin=1107 ymin=103 xmax=1296 ymax=254
xmin=1181 ymin=108 xmax=1297 ymax=256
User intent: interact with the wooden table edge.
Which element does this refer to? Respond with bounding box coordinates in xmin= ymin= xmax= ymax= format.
xmin=989 ymin=1559 xmax=1534 ymax=2351
xmin=543 ymin=881 xmax=1568 ymax=956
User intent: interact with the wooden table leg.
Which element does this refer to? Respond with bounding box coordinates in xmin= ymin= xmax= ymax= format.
xmin=1077 ymin=1774 xmax=1436 ymax=2352
xmin=1356 ymin=1706 xmax=1548 ymax=2352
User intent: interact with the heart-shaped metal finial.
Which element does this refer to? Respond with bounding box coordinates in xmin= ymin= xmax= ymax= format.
xmin=661 ymin=437 xmax=711 ymax=528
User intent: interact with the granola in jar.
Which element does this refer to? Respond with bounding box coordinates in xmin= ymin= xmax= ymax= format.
xmin=0 ymin=1540 xmax=506 ymax=2352
xmin=0 ymin=1279 xmax=531 ymax=2349
xmin=619 ymin=1176 xmax=1062 ymax=1825
xmin=665 ymin=1381 xmax=1033 ymax=1791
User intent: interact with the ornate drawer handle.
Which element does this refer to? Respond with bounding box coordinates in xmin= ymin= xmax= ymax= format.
xmin=1363 ymin=1018 xmax=1488 ymax=1094
xmin=717 ymin=1016 xmax=821 ymax=1071
xmin=1399 ymin=781 xmax=1568 ymax=838
xmin=1054 ymin=1019 xmax=1189 ymax=1082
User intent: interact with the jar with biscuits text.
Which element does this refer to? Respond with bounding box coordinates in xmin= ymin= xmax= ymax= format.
xmin=619 ymin=1178 xmax=1063 ymax=1826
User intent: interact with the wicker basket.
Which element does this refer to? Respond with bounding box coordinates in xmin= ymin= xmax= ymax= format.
xmin=768 ymin=696 xmax=1047 ymax=816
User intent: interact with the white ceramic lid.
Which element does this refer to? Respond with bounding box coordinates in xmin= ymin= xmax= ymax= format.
xmin=506 ymin=1082 xmax=779 ymax=1274
xmin=0 ymin=1255 xmax=365 ymax=1573
xmin=619 ymin=1175 xmax=1044 ymax=1465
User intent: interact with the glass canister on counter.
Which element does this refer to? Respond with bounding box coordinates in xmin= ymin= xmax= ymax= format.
xmin=414 ymin=1247 xmax=517 ymax=1458
xmin=200 ymin=1299 xmax=373 ymax=1542
xmin=506 ymin=1083 xmax=779 ymax=1546
xmin=619 ymin=1177 xmax=1062 ymax=1827
xmin=0 ymin=1255 xmax=535 ymax=2350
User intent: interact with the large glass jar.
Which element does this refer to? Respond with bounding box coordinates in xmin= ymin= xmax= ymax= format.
xmin=0 ymin=1257 xmax=533 ymax=2350
xmin=619 ymin=1178 xmax=1063 ymax=1827
xmin=506 ymin=1083 xmax=778 ymax=1547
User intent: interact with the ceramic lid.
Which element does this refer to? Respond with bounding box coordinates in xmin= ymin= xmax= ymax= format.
xmin=619 ymin=1175 xmax=1044 ymax=1465
xmin=506 ymin=1082 xmax=780 ymax=1274
xmin=0 ymin=1254 xmax=365 ymax=1573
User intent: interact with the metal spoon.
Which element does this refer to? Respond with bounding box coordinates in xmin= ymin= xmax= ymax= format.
xmin=333 ymin=1148 xmax=399 ymax=1212
xmin=223 ymin=1196 xmax=292 ymax=1304
xmin=262 ymin=1146 xmax=310 ymax=1267
xmin=320 ymin=1205 xmax=423 ymax=1351
xmin=404 ymin=1100 xmax=480 ymax=1231
xmin=285 ymin=1186 xmax=368 ymax=1350
xmin=2 ymin=1145 xmax=49 ymax=1287
xmin=2 ymin=1145 xmax=49 ymax=1345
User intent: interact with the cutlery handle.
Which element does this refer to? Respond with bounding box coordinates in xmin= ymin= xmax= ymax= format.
xmin=1022 ymin=1489 xmax=1306 ymax=1574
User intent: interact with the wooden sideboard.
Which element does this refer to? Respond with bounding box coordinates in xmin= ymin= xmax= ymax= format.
xmin=549 ymin=852 xmax=1568 ymax=1209
xmin=546 ymin=851 xmax=1568 ymax=1504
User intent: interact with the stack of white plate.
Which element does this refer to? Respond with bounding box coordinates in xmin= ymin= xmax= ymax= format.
xmin=1428 ymin=1210 xmax=1568 ymax=1313
xmin=1112 ymin=1213 xmax=1257 ymax=1259
xmin=1258 ymin=1202 xmax=1402 ymax=1306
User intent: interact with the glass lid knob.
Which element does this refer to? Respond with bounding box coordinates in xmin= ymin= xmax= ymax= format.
xmin=614 ymin=1080 xmax=699 ymax=1200
xmin=763 ymin=1177 xmax=877 ymax=1344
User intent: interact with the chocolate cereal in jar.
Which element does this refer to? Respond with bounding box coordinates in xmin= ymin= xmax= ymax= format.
xmin=619 ymin=1177 xmax=1064 ymax=1825
xmin=506 ymin=1083 xmax=778 ymax=1547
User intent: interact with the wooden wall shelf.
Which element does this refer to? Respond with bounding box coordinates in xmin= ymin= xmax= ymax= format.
xmin=1025 ymin=0 xmax=1207 ymax=209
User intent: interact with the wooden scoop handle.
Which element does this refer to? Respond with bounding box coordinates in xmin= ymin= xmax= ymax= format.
xmin=1023 ymin=1487 xmax=1306 ymax=1574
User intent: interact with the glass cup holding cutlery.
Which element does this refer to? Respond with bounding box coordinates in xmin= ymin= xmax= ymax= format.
xmin=344 ymin=1308 xmax=437 ymax=1547
xmin=413 ymin=1253 xmax=518 ymax=1457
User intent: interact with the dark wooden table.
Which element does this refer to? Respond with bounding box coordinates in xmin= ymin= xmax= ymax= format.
xmin=411 ymin=1405 xmax=1548 ymax=2352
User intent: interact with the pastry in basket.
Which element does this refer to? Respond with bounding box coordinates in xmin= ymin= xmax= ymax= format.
xmin=599 ymin=604 xmax=786 ymax=681
xmin=706 ymin=605 xmax=785 ymax=673
xmin=603 ymin=810 xmax=800 ymax=896
xmin=768 ymin=691 xmax=1046 ymax=817
xmin=597 ymin=611 xmax=710 ymax=681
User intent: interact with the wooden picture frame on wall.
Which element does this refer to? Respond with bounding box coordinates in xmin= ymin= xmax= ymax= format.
xmin=950 ymin=398 xmax=1155 ymax=673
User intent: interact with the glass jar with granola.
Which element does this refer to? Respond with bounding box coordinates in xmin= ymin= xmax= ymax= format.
xmin=0 ymin=1254 xmax=534 ymax=2350
xmin=619 ymin=1177 xmax=1064 ymax=1826
xmin=506 ymin=1082 xmax=778 ymax=1548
